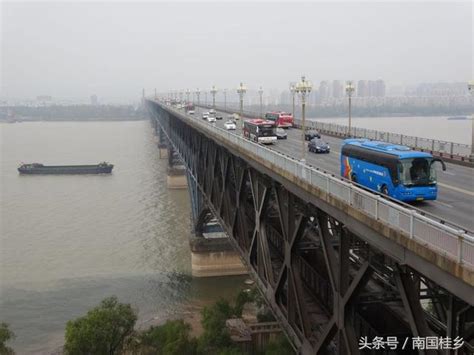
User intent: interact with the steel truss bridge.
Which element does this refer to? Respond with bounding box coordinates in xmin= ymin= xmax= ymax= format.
xmin=147 ymin=99 xmax=473 ymax=354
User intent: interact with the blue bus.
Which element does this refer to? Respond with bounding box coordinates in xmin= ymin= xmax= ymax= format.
xmin=340 ymin=139 xmax=446 ymax=202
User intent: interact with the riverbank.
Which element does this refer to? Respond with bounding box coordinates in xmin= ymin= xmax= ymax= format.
xmin=0 ymin=104 xmax=145 ymax=122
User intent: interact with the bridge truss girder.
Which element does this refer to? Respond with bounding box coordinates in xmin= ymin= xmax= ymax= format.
xmin=148 ymin=103 xmax=473 ymax=354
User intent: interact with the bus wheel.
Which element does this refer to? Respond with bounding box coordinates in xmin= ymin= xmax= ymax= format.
xmin=381 ymin=185 xmax=389 ymax=195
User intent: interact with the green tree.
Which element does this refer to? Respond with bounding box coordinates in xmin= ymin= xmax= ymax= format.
xmin=263 ymin=335 xmax=294 ymax=355
xmin=0 ymin=323 xmax=15 ymax=355
xmin=198 ymin=299 xmax=236 ymax=353
xmin=139 ymin=319 xmax=197 ymax=355
xmin=233 ymin=289 xmax=255 ymax=317
xmin=64 ymin=296 xmax=137 ymax=355
xmin=218 ymin=347 xmax=243 ymax=355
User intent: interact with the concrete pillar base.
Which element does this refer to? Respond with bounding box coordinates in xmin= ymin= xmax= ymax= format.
xmin=167 ymin=173 xmax=187 ymax=189
xmin=190 ymin=237 xmax=248 ymax=277
xmin=159 ymin=146 xmax=168 ymax=159
xmin=191 ymin=250 xmax=247 ymax=277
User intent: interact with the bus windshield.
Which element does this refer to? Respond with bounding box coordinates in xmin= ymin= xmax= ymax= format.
xmin=264 ymin=114 xmax=277 ymax=121
xmin=258 ymin=126 xmax=275 ymax=136
xmin=399 ymin=157 xmax=436 ymax=186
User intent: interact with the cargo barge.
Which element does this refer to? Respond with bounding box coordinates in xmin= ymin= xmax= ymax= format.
xmin=18 ymin=162 xmax=114 ymax=175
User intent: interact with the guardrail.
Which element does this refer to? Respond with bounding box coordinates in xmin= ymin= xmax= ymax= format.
xmin=295 ymin=119 xmax=472 ymax=159
xmin=157 ymin=101 xmax=474 ymax=269
xmin=198 ymin=103 xmax=473 ymax=162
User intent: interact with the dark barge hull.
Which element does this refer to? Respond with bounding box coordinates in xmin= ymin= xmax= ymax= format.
xmin=18 ymin=165 xmax=113 ymax=175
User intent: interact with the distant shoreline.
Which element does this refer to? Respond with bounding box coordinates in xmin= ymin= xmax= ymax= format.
xmin=0 ymin=104 xmax=146 ymax=122
xmin=0 ymin=117 xmax=146 ymax=122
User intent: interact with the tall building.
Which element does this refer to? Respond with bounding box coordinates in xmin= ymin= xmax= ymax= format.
xmin=308 ymin=90 xmax=318 ymax=105
xmin=368 ymin=80 xmax=377 ymax=97
xmin=375 ymin=79 xmax=386 ymax=97
xmin=332 ymin=80 xmax=343 ymax=98
xmin=90 ymin=94 xmax=98 ymax=105
xmin=357 ymin=80 xmax=368 ymax=97
xmin=280 ymin=90 xmax=290 ymax=105
xmin=319 ymin=81 xmax=330 ymax=100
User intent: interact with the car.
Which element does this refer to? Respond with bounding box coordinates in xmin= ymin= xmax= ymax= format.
xmin=216 ymin=114 xmax=223 ymax=120
xmin=276 ymin=127 xmax=287 ymax=139
xmin=188 ymin=110 xmax=195 ymax=115
xmin=232 ymin=113 xmax=240 ymax=120
xmin=202 ymin=112 xmax=209 ymax=120
xmin=305 ymin=130 xmax=321 ymax=141
xmin=224 ymin=120 xmax=237 ymax=130
xmin=209 ymin=109 xmax=216 ymax=115
xmin=207 ymin=116 xmax=216 ymax=123
xmin=308 ymin=138 xmax=330 ymax=153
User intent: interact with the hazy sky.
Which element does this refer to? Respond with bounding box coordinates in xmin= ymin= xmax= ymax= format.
xmin=1 ymin=1 xmax=472 ymax=101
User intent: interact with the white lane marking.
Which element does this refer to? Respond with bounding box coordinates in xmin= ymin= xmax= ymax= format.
xmin=442 ymin=171 xmax=456 ymax=176
xmin=436 ymin=201 xmax=454 ymax=208
xmin=438 ymin=182 xmax=474 ymax=197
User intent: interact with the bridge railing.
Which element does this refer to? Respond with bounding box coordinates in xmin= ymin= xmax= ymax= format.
xmin=160 ymin=102 xmax=474 ymax=269
xmin=294 ymin=119 xmax=472 ymax=159
xmin=198 ymin=103 xmax=473 ymax=161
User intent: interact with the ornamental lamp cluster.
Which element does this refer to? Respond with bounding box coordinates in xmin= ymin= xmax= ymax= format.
xmin=237 ymin=82 xmax=247 ymax=125
xmin=295 ymin=75 xmax=313 ymax=163
xmin=345 ymin=80 xmax=355 ymax=137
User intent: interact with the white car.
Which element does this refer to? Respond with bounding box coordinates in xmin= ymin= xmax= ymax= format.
xmin=188 ymin=110 xmax=195 ymax=115
xmin=202 ymin=112 xmax=209 ymax=120
xmin=207 ymin=116 xmax=216 ymax=123
xmin=224 ymin=120 xmax=236 ymax=130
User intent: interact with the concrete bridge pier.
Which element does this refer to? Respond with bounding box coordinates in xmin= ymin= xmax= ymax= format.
xmin=189 ymin=173 xmax=247 ymax=277
xmin=158 ymin=144 xmax=168 ymax=159
xmin=156 ymin=126 xmax=169 ymax=159
xmin=167 ymin=147 xmax=187 ymax=189
xmin=190 ymin=236 xmax=247 ymax=277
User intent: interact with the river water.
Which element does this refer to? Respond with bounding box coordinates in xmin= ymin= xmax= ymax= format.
xmin=0 ymin=120 xmax=245 ymax=354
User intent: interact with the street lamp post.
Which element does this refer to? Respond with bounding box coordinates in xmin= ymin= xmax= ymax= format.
xmin=345 ymin=81 xmax=355 ymax=137
xmin=295 ymin=76 xmax=312 ymax=163
xmin=210 ymin=85 xmax=218 ymax=109
xmin=468 ymin=81 xmax=474 ymax=162
xmin=205 ymin=92 xmax=208 ymax=106
xmin=290 ymin=83 xmax=296 ymax=118
xmin=196 ymin=89 xmax=201 ymax=107
xmin=186 ymin=89 xmax=190 ymax=103
xmin=258 ymin=86 xmax=264 ymax=118
xmin=223 ymin=89 xmax=227 ymax=112
xmin=237 ymin=82 xmax=247 ymax=128
xmin=179 ymin=91 xmax=183 ymax=103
